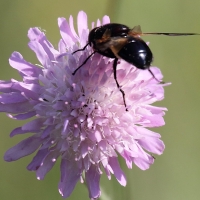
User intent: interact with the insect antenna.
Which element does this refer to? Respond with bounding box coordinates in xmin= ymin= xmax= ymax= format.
xmin=72 ymin=51 xmax=97 ymax=75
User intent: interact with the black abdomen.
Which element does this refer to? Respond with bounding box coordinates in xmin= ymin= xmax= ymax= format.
xmin=118 ymin=37 xmax=153 ymax=69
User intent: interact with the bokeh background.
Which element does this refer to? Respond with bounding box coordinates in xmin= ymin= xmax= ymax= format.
xmin=0 ymin=0 xmax=200 ymax=200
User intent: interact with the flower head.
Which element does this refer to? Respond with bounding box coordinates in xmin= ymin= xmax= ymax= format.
xmin=2 ymin=11 xmax=167 ymax=199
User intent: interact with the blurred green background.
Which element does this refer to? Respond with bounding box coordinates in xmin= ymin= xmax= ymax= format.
xmin=0 ymin=0 xmax=200 ymax=200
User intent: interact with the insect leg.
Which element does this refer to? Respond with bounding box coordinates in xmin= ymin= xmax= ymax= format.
xmin=148 ymin=68 xmax=164 ymax=84
xmin=72 ymin=43 xmax=89 ymax=54
xmin=113 ymin=58 xmax=128 ymax=111
xmin=72 ymin=51 xmax=96 ymax=75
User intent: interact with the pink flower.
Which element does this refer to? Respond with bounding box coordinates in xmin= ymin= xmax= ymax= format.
xmin=2 ymin=11 xmax=167 ymax=199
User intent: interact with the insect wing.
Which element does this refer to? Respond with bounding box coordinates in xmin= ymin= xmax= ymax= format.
xmin=143 ymin=32 xmax=200 ymax=36
xmin=129 ymin=25 xmax=143 ymax=36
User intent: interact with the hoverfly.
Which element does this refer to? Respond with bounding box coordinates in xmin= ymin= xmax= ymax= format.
xmin=72 ymin=23 xmax=199 ymax=111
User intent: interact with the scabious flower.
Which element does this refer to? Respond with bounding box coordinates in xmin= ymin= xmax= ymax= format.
xmin=2 ymin=11 xmax=167 ymax=199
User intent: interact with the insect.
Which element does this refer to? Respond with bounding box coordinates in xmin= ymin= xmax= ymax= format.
xmin=72 ymin=23 xmax=199 ymax=111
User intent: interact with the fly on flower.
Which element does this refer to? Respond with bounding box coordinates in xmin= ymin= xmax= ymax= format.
xmin=2 ymin=11 xmax=169 ymax=200
xmin=72 ymin=23 xmax=199 ymax=110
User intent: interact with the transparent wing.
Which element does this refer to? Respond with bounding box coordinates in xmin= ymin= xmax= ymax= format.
xmin=130 ymin=25 xmax=199 ymax=36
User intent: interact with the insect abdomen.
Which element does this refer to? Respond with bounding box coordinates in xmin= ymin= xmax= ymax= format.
xmin=118 ymin=37 xmax=153 ymax=69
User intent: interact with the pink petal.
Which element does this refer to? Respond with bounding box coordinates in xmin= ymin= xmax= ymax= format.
xmin=36 ymin=150 xmax=59 ymax=180
xmin=28 ymin=28 xmax=57 ymax=58
xmin=10 ymin=127 xmax=31 ymax=137
xmin=10 ymin=82 xmax=41 ymax=100
xmin=0 ymin=101 xmax=32 ymax=114
xmin=138 ymin=137 xmax=165 ymax=155
xmin=133 ymin=153 xmax=154 ymax=170
xmin=108 ymin=157 xmax=126 ymax=186
xmin=28 ymin=27 xmax=43 ymax=41
xmin=102 ymin=15 xmax=110 ymax=25
xmin=28 ymin=41 xmax=49 ymax=66
xmin=0 ymin=92 xmax=27 ymax=103
xmin=41 ymin=125 xmax=55 ymax=138
xmin=7 ymin=111 xmax=36 ymax=120
xmin=22 ymin=118 xmax=45 ymax=132
xmin=69 ymin=15 xmax=79 ymax=40
xmin=9 ymin=51 xmax=42 ymax=77
xmin=77 ymin=11 xmax=88 ymax=38
xmin=96 ymin=19 xmax=101 ymax=27
xmin=0 ymin=80 xmax=18 ymax=93
xmin=4 ymin=135 xmax=43 ymax=162
xmin=58 ymin=18 xmax=76 ymax=45
xmin=27 ymin=148 xmax=49 ymax=171
xmin=88 ymin=130 xmax=102 ymax=142
xmin=85 ymin=165 xmax=101 ymax=199
xmin=58 ymin=159 xmax=81 ymax=198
